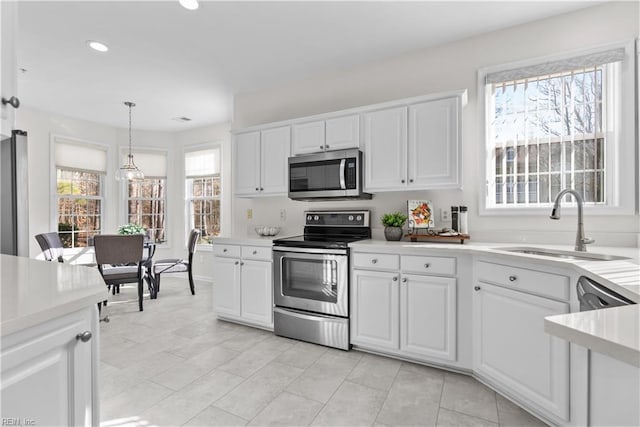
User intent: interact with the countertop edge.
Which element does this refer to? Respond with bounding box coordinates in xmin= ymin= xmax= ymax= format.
xmin=544 ymin=308 xmax=640 ymax=368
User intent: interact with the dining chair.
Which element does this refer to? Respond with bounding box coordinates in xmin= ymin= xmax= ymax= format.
xmin=34 ymin=232 xmax=65 ymax=262
xmin=94 ymin=234 xmax=150 ymax=311
xmin=153 ymin=229 xmax=201 ymax=295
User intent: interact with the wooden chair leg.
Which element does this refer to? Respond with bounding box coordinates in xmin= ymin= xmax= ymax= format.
xmin=155 ymin=274 xmax=161 ymax=293
xmin=188 ymin=268 xmax=195 ymax=295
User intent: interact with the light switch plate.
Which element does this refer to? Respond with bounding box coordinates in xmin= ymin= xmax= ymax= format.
xmin=247 ymin=209 xmax=253 ymax=219
xmin=440 ymin=208 xmax=451 ymax=223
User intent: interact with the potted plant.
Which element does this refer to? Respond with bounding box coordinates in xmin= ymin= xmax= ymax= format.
xmin=117 ymin=223 xmax=146 ymax=235
xmin=382 ymin=212 xmax=407 ymax=241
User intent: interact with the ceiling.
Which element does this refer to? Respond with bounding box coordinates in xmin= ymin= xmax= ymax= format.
xmin=17 ymin=1 xmax=599 ymax=132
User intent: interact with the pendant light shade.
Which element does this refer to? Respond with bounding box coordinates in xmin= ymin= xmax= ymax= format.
xmin=116 ymin=101 xmax=144 ymax=181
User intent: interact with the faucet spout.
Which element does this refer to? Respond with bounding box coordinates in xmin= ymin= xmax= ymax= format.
xmin=550 ymin=189 xmax=594 ymax=252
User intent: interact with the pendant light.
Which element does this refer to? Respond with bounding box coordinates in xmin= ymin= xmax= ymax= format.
xmin=116 ymin=101 xmax=144 ymax=181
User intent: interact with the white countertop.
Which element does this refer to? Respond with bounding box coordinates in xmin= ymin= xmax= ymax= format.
xmin=1 ymin=255 xmax=107 ymax=336
xmin=545 ymin=305 xmax=640 ymax=367
xmin=212 ymin=236 xmax=277 ymax=247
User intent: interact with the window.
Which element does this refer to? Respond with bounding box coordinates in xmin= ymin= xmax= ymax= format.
xmin=185 ymin=147 xmax=221 ymax=244
xmin=54 ymin=138 xmax=107 ymax=248
xmin=483 ymin=47 xmax=627 ymax=210
xmin=123 ymin=150 xmax=167 ymax=243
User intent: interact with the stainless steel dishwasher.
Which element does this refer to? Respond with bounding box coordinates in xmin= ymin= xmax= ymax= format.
xmin=576 ymin=276 xmax=635 ymax=311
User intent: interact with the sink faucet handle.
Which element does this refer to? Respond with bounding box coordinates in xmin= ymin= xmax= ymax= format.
xmin=582 ymin=237 xmax=595 ymax=245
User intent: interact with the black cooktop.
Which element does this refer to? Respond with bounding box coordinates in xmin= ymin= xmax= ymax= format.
xmin=273 ymin=210 xmax=371 ymax=249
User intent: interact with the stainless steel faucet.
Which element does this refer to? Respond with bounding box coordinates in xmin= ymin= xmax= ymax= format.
xmin=549 ymin=189 xmax=595 ymax=252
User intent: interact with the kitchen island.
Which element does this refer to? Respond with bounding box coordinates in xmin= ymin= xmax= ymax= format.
xmin=0 ymin=254 xmax=107 ymax=426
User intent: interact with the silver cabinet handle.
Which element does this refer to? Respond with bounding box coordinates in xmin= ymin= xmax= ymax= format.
xmin=234 ymin=261 xmax=239 ymax=265
xmin=392 ymin=276 xmax=398 ymax=281
xmin=325 ymin=144 xmax=329 ymax=149
xmin=255 ymin=187 xmax=259 ymax=191
xmin=260 ymin=187 xmax=264 ymax=191
xmin=424 ymin=263 xmax=430 ymax=269
xmin=76 ymin=331 xmax=92 ymax=342
xmin=371 ymin=259 xmax=378 ymax=264
xmin=509 ymin=275 xmax=517 ymax=282
xmin=409 ymin=179 xmax=414 ymax=183
xmin=474 ymin=286 xmax=481 ymax=291
xmin=401 ymin=278 xmax=408 ymax=283
xmin=319 ymin=145 xmax=324 ymax=150
xmin=223 ymin=248 xmax=228 ymax=252
xmin=253 ymin=250 xmax=257 ymax=255
xmin=240 ymin=262 xmax=244 ymax=266
xmin=401 ymin=179 xmax=405 ymax=183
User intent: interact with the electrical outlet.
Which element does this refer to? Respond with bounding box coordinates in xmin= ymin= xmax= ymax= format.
xmin=280 ymin=209 xmax=286 ymax=221
xmin=247 ymin=209 xmax=253 ymax=219
xmin=440 ymin=208 xmax=451 ymax=223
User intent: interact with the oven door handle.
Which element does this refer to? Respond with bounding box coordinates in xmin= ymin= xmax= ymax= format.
xmin=273 ymin=246 xmax=348 ymax=255
xmin=339 ymin=159 xmax=346 ymax=190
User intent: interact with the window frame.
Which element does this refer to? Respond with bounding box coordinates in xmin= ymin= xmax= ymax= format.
xmin=119 ymin=147 xmax=169 ymax=246
xmin=184 ymin=143 xmax=223 ymax=248
xmin=50 ymin=135 xmax=109 ymax=251
xmin=477 ymin=41 xmax=636 ymax=216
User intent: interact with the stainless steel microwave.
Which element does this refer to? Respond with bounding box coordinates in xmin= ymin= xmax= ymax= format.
xmin=288 ymin=149 xmax=372 ymax=201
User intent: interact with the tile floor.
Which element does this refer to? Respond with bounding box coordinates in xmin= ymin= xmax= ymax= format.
xmin=99 ymin=278 xmax=548 ymax=427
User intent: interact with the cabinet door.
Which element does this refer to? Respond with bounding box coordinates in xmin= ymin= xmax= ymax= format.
xmin=240 ymin=260 xmax=273 ymax=326
xmin=325 ymin=115 xmax=359 ymax=151
xmin=292 ymin=121 xmax=325 ymax=155
xmin=408 ymin=97 xmax=461 ymax=189
xmin=233 ymin=131 xmax=261 ymax=196
xmin=401 ymin=274 xmax=456 ymax=361
xmin=363 ymin=107 xmax=407 ymax=191
xmin=351 ymin=270 xmax=399 ymax=350
xmin=213 ymin=256 xmax=241 ymax=317
xmin=474 ymin=282 xmax=569 ymax=421
xmin=260 ymin=126 xmax=290 ymax=195
xmin=1 ymin=308 xmax=94 ymax=426
xmin=1 ymin=0 xmax=17 ymax=137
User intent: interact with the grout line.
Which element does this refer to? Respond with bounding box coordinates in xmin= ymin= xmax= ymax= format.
xmin=435 ymin=369 xmax=447 ymax=425
xmin=371 ymin=359 xmax=402 ymax=425
xmin=442 ymin=407 xmax=500 ymax=426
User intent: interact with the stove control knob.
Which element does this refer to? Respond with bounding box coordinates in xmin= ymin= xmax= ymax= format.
xmin=307 ymin=215 xmax=312 ymax=221
xmin=356 ymin=215 xmax=362 ymax=221
xmin=348 ymin=215 xmax=354 ymax=221
xmin=314 ymin=215 xmax=319 ymax=221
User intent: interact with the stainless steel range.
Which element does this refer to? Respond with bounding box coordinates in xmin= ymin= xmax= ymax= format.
xmin=272 ymin=210 xmax=371 ymax=350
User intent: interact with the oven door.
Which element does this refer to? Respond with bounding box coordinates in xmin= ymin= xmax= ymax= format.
xmin=273 ymin=246 xmax=349 ymax=317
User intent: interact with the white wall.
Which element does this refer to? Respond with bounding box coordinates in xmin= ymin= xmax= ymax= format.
xmin=17 ymin=107 xmax=231 ymax=269
xmin=232 ymin=2 xmax=640 ymax=247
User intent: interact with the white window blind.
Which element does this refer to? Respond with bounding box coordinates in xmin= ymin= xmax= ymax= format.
xmin=185 ymin=148 xmax=220 ymax=178
xmin=55 ymin=138 xmax=107 ymax=174
xmin=485 ymin=47 xmax=625 ymax=84
xmin=122 ymin=150 xmax=167 ymax=178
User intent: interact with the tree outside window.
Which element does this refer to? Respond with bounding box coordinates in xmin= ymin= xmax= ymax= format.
xmin=56 ymin=168 xmax=102 ymax=248
xmin=185 ymin=147 xmax=221 ymax=243
xmin=127 ymin=178 xmax=166 ymax=243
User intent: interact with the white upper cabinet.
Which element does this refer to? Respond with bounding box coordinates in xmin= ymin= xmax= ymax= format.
xmin=1 ymin=1 xmax=18 ymax=137
xmin=408 ymin=97 xmax=461 ymax=189
xmin=233 ymin=131 xmax=261 ymax=196
xmin=365 ymin=93 xmax=464 ymax=192
xmin=292 ymin=121 xmax=325 ymax=155
xmin=260 ymin=126 xmax=291 ymax=195
xmin=363 ymin=107 xmax=408 ymax=191
xmin=234 ymin=126 xmax=290 ymax=197
xmin=292 ymin=115 xmax=360 ymax=155
xmin=325 ymin=115 xmax=360 ymax=151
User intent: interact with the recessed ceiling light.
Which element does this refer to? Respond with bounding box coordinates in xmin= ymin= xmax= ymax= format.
xmin=179 ymin=0 xmax=199 ymax=11
xmin=87 ymin=40 xmax=109 ymax=52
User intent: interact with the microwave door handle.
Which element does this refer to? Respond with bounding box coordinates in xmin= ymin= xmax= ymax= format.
xmin=339 ymin=159 xmax=346 ymax=190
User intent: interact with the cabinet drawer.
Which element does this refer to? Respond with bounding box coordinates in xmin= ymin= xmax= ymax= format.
xmin=352 ymin=253 xmax=399 ymax=271
xmin=241 ymin=246 xmax=272 ymax=261
xmin=476 ymin=261 xmax=570 ymax=301
xmin=213 ymin=244 xmax=241 ymax=258
xmin=401 ymin=255 xmax=456 ymax=276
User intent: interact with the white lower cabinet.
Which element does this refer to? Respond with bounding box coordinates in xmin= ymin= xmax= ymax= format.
xmin=0 ymin=306 xmax=98 ymax=426
xmin=474 ymin=281 xmax=570 ymax=422
xmin=401 ymin=274 xmax=456 ymax=361
xmin=213 ymin=243 xmax=273 ymax=328
xmin=351 ymin=253 xmax=457 ymax=365
xmin=351 ymin=270 xmax=399 ymax=349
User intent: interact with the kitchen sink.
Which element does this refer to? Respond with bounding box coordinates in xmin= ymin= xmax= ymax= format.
xmin=494 ymin=246 xmax=629 ymax=261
